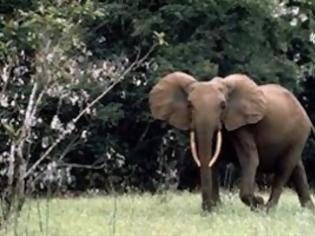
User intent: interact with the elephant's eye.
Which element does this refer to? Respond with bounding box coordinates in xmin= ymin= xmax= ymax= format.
xmin=187 ymin=101 xmax=193 ymax=109
xmin=220 ymin=101 xmax=226 ymax=110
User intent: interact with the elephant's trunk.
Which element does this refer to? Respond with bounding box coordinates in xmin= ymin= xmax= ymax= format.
xmin=196 ymin=125 xmax=215 ymax=210
xmin=190 ymin=122 xmax=223 ymax=211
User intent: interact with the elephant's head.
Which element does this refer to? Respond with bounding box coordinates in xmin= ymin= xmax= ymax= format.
xmin=149 ymin=71 xmax=266 ymax=210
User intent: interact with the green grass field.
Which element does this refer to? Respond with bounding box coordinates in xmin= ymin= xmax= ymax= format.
xmin=1 ymin=190 xmax=315 ymax=236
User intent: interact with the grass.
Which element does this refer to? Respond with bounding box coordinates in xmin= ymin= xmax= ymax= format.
xmin=1 ymin=190 xmax=315 ymax=236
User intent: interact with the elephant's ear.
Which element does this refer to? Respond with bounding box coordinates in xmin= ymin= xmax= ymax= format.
xmin=222 ymin=74 xmax=267 ymax=131
xmin=149 ymin=72 xmax=196 ymax=130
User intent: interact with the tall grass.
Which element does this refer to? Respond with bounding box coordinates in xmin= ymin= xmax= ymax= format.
xmin=1 ymin=190 xmax=314 ymax=236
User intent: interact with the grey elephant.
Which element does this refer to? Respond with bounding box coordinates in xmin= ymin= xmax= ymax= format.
xmin=149 ymin=72 xmax=315 ymax=212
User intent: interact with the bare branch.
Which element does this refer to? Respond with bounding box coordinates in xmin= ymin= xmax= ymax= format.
xmin=0 ymin=64 xmax=12 ymax=99
xmin=24 ymin=132 xmax=65 ymax=178
xmin=16 ymin=82 xmax=38 ymax=161
xmin=57 ymin=162 xmax=107 ymax=170
xmin=23 ymin=82 xmax=38 ymax=133
xmin=73 ymin=43 xmax=157 ymax=124
xmin=24 ymin=44 xmax=157 ymax=178
xmin=57 ymin=134 xmax=81 ymax=161
xmin=8 ymin=143 xmax=16 ymax=187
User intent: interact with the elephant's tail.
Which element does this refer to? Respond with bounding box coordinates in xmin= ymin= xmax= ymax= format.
xmin=307 ymin=115 xmax=315 ymax=137
xmin=298 ymin=100 xmax=315 ymax=137
xmin=301 ymin=106 xmax=315 ymax=138
xmin=311 ymin=123 xmax=315 ymax=137
xmin=291 ymin=93 xmax=315 ymax=138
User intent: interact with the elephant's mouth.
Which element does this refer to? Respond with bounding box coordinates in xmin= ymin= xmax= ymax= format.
xmin=190 ymin=129 xmax=222 ymax=168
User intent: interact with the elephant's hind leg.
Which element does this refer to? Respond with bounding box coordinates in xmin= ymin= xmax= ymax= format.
xmin=266 ymin=149 xmax=301 ymax=211
xmin=291 ymin=161 xmax=314 ymax=211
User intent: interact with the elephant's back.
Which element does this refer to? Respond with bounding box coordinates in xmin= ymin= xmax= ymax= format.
xmin=260 ymin=84 xmax=310 ymax=132
xmin=253 ymin=84 xmax=311 ymax=169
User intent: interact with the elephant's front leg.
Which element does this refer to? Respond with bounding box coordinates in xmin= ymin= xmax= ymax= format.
xmin=232 ymin=128 xmax=264 ymax=209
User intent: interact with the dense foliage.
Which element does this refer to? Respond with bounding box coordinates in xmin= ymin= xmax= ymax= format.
xmin=0 ymin=0 xmax=315 ymax=195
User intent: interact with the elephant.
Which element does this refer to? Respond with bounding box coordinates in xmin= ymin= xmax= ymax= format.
xmin=149 ymin=71 xmax=315 ymax=212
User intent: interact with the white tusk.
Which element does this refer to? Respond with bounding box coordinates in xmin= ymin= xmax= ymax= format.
xmin=190 ymin=131 xmax=201 ymax=167
xmin=208 ymin=130 xmax=222 ymax=167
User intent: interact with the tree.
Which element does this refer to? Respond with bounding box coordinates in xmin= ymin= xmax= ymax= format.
xmin=0 ymin=0 xmax=156 ymax=222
